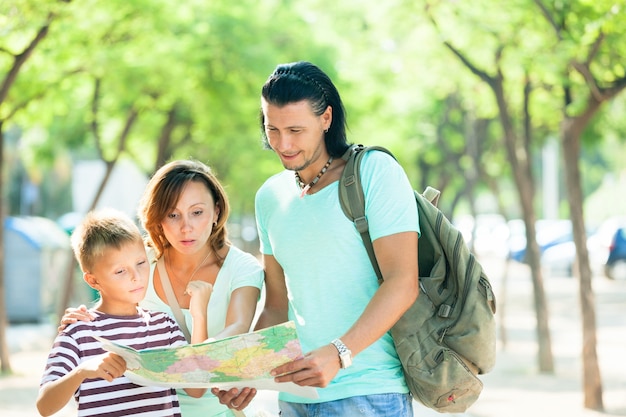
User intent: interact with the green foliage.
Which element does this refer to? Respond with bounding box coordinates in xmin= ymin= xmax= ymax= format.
xmin=1 ymin=0 xmax=625 ymax=222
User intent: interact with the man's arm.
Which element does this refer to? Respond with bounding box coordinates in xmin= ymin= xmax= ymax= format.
xmin=337 ymin=231 xmax=418 ymax=355
xmin=271 ymin=231 xmax=418 ymax=387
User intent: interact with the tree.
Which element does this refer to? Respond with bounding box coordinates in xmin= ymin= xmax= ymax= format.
xmin=0 ymin=0 xmax=72 ymax=374
xmin=420 ymin=0 xmax=626 ymax=410
xmin=424 ymin=0 xmax=555 ymax=373
xmin=534 ymin=1 xmax=626 ymax=409
xmin=2 ymin=0 xmax=334 ymax=330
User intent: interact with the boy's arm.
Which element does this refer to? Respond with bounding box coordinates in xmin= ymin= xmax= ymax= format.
xmin=36 ymin=352 xmax=126 ymax=417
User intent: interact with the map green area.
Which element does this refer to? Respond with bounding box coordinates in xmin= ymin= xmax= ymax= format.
xmin=95 ymin=321 xmax=318 ymax=398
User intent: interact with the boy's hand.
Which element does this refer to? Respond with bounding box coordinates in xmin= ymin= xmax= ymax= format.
xmin=80 ymin=352 xmax=127 ymax=382
xmin=186 ymin=281 xmax=212 ymax=318
xmin=58 ymin=305 xmax=95 ymax=332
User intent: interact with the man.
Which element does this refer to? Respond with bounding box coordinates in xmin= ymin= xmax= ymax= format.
xmin=216 ymin=61 xmax=419 ymax=416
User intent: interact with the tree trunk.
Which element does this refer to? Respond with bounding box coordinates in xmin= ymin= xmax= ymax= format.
xmin=0 ymin=123 xmax=12 ymax=373
xmin=57 ymin=106 xmax=138 ymax=320
xmin=437 ymin=34 xmax=556 ymax=371
xmin=561 ymin=118 xmax=604 ymax=411
xmin=154 ymin=105 xmax=178 ymax=170
xmin=0 ymin=9 xmax=62 ymax=374
xmin=493 ymin=79 xmax=554 ymax=372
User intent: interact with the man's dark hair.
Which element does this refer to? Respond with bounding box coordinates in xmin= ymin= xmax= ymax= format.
xmin=260 ymin=61 xmax=350 ymax=157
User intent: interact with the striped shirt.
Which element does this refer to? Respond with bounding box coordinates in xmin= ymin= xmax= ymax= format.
xmin=40 ymin=307 xmax=187 ymax=417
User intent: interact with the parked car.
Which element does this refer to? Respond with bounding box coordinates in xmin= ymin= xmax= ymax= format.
xmin=605 ymin=227 xmax=626 ymax=280
xmin=507 ymin=219 xmax=573 ymax=264
xmin=454 ymin=213 xmax=509 ymax=258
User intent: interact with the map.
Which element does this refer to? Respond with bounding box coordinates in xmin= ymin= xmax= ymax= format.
xmin=95 ymin=321 xmax=318 ymax=399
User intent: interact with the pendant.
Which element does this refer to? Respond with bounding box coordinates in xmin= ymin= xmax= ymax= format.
xmin=300 ymin=184 xmax=311 ymax=199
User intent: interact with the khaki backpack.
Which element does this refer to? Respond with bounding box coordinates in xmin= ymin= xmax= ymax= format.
xmin=339 ymin=144 xmax=497 ymax=413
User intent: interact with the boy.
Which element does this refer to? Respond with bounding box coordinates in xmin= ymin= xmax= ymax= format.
xmin=37 ymin=209 xmax=211 ymax=417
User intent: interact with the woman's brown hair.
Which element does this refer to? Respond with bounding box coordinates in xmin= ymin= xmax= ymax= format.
xmin=138 ymin=159 xmax=230 ymax=265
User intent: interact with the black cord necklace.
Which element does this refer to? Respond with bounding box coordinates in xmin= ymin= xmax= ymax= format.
xmin=295 ymin=156 xmax=334 ymax=198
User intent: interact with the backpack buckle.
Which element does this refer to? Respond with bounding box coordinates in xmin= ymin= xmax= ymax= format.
xmin=438 ymin=304 xmax=452 ymax=318
xmin=354 ymin=216 xmax=369 ymax=234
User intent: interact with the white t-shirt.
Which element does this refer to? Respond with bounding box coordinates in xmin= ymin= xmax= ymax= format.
xmin=141 ymin=245 xmax=264 ymax=417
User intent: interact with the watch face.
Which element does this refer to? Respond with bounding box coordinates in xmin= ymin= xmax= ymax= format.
xmin=340 ymin=353 xmax=352 ymax=368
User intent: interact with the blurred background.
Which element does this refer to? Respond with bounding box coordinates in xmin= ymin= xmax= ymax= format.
xmin=1 ymin=0 xmax=625 ymax=416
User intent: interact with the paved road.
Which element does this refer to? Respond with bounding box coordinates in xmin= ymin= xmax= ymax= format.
xmin=2 ymin=257 xmax=625 ymax=416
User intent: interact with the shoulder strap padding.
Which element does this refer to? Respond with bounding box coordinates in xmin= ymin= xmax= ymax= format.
xmin=339 ymin=145 xmax=398 ymax=281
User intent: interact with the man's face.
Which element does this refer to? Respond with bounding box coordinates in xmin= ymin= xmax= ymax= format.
xmin=261 ymin=98 xmax=332 ymax=174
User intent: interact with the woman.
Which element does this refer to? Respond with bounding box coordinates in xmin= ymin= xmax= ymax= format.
xmin=60 ymin=159 xmax=263 ymax=417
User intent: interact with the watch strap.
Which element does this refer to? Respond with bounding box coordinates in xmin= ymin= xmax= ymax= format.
xmin=331 ymin=338 xmax=352 ymax=368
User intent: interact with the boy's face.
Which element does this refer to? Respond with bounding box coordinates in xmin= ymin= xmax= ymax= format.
xmin=85 ymin=240 xmax=149 ymax=316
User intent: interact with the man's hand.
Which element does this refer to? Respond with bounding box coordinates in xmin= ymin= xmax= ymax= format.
xmin=271 ymin=343 xmax=340 ymax=387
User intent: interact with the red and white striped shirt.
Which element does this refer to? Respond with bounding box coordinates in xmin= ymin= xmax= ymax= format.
xmin=40 ymin=307 xmax=187 ymax=417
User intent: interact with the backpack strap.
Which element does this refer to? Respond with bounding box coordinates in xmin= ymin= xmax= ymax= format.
xmin=339 ymin=144 xmax=397 ymax=283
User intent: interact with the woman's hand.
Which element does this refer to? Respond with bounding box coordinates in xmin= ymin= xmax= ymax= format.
xmin=186 ymin=281 xmax=212 ymax=319
xmin=210 ymin=387 xmax=257 ymax=412
xmin=58 ymin=305 xmax=95 ymax=332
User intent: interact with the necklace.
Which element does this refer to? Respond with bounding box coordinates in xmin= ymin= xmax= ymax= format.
xmin=167 ymin=248 xmax=213 ymax=296
xmin=295 ymin=156 xmax=333 ymax=198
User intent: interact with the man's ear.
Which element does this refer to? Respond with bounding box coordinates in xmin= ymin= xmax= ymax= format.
xmin=322 ymin=105 xmax=333 ymax=131
xmin=84 ymin=272 xmax=99 ymax=290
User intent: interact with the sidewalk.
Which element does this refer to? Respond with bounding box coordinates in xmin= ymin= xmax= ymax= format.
xmin=1 ymin=257 xmax=625 ymax=416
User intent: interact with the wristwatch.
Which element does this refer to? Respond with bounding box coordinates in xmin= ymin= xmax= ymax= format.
xmin=331 ymin=338 xmax=353 ymax=369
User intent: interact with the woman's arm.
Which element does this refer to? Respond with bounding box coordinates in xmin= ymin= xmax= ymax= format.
xmin=211 ymin=286 xmax=260 ymax=340
xmin=211 ymin=254 xmax=287 ymax=412
xmin=57 ymin=305 xmax=95 ymax=332
xmin=181 ymin=280 xmax=213 ymax=398
xmin=254 ymin=254 xmax=289 ymax=331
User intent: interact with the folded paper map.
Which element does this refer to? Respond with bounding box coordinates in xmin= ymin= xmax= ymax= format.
xmin=95 ymin=321 xmax=318 ymax=399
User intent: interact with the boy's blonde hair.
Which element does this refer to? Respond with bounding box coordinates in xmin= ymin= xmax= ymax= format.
xmin=71 ymin=208 xmax=143 ymax=273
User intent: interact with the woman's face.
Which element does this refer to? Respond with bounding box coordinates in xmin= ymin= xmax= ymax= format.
xmin=160 ymin=180 xmax=219 ymax=256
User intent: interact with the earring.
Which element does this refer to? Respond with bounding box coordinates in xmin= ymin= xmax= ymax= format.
xmin=324 ymin=128 xmax=329 ymax=133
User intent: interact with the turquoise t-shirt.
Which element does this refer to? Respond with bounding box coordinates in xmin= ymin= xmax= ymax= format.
xmin=255 ymin=150 xmax=419 ymax=403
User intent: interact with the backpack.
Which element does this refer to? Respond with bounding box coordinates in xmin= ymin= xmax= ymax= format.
xmin=339 ymin=144 xmax=497 ymax=413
